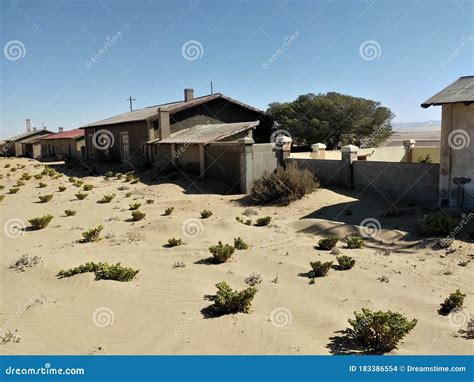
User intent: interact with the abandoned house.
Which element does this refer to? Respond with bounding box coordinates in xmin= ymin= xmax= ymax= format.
xmin=422 ymin=75 xmax=474 ymax=208
xmin=0 ymin=128 xmax=53 ymax=157
xmin=38 ymin=128 xmax=85 ymax=160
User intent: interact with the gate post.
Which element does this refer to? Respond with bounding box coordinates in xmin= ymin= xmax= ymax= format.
xmin=341 ymin=145 xmax=358 ymax=189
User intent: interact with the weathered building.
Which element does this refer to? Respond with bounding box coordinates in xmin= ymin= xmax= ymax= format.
xmin=0 ymin=128 xmax=53 ymax=157
xmin=38 ymin=128 xmax=85 ymax=160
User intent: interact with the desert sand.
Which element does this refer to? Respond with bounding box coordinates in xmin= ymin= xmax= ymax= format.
xmin=0 ymin=157 xmax=472 ymax=355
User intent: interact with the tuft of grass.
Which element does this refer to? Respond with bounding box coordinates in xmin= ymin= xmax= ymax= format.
xmin=64 ymin=209 xmax=77 ymax=217
xmin=75 ymin=192 xmax=88 ymax=200
xmin=245 ymin=272 xmax=262 ymax=286
xmin=236 ymin=216 xmax=252 ymax=226
xmin=255 ymin=216 xmax=272 ymax=226
xmin=15 ymin=180 xmax=25 ymax=187
xmin=38 ymin=194 xmax=53 ymax=203
xmin=209 ymin=241 xmax=235 ymax=263
xmin=83 ymin=184 xmax=93 ymax=191
xmin=200 ymin=209 xmax=213 ymax=219
xmin=57 ymin=262 xmax=139 ymax=282
xmin=98 ymin=194 xmax=116 ymax=204
xmin=310 ymin=261 xmax=333 ymax=277
xmin=9 ymin=187 xmax=20 ymax=194
xmin=439 ymin=290 xmax=466 ymax=315
xmin=167 ymin=237 xmax=183 ymax=247
xmin=209 ymin=281 xmax=257 ymax=315
xmin=0 ymin=195 xmax=4 ymax=202
xmin=146 ymin=199 xmax=154 ymax=204
xmin=28 ymin=215 xmax=54 ymax=230
xmin=336 ymin=255 xmax=356 ymax=270
xmin=33 ymin=174 xmax=43 ymax=180
xmin=131 ymin=210 xmax=146 ymax=221
xmin=125 ymin=192 xmax=132 ymax=198
xmin=58 ymin=186 xmax=66 ymax=192
xmin=164 ymin=207 xmax=174 ymax=216
xmin=318 ymin=235 xmax=339 ymax=250
xmin=38 ymin=182 xmax=47 ymax=188
xmin=345 ymin=236 xmax=365 ymax=249
xmin=82 ymin=225 xmax=103 ymax=242
xmin=234 ymin=237 xmax=249 ymax=250
xmin=129 ymin=203 xmax=141 ymax=210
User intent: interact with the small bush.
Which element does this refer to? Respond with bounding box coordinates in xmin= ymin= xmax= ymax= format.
xmin=58 ymin=186 xmax=66 ymax=192
xmin=167 ymin=237 xmax=183 ymax=247
xmin=345 ymin=236 xmax=365 ymax=249
xmin=255 ymin=216 xmax=272 ymax=226
xmin=131 ymin=210 xmax=146 ymax=221
xmin=125 ymin=171 xmax=135 ymax=182
xmin=10 ymin=167 xmax=17 ymax=172
xmin=417 ymin=154 xmax=433 ymax=164
xmin=310 ymin=261 xmax=333 ymax=277
xmin=34 ymin=174 xmax=43 ymax=180
xmin=164 ymin=207 xmax=174 ymax=215
xmin=234 ymin=237 xmax=249 ymax=250
xmin=347 ymin=308 xmax=417 ymax=353
xmin=38 ymin=194 xmax=53 ymax=203
xmin=68 ymin=176 xmax=76 ymax=183
xmin=210 ymin=281 xmax=257 ymax=315
xmin=4 ymin=164 xmax=10 ymax=168
xmin=98 ymin=194 xmax=116 ymax=204
xmin=146 ymin=199 xmax=154 ymax=204
xmin=15 ymin=180 xmax=25 ymax=187
xmin=130 ymin=178 xmax=139 ymax=184
xmin=173 ymin=261 xmax=186 ymax=268
xmin=421 ymin=213 xmax=458 ymax=236
xmin=250 ymin=163 xmax=319 ymax=205
xmin=57 ymin=262 xmax=139 ymax=282
xmin=28 ymin=215 xmax=54 ymax=230
xmin=318 ymin=235 xmax=339 ymax=250
xmin=439 ymin=290 xmax=466 ymax=315
xmin=336 ymin=255 xmax=356 ymax=270
xmin=82 ymin=225 xmax=103 ymax=242
xmin=201 ymin=209 xmax=213 ymax=219
xmin=9 ymin=187 xmax=19 ymax=194
xmin=83 ymin=184 xmax=93 ymax=191
xmin=64 ymin=209 xmax=77 ymax=217
xmin=75 ymin=192 xmax=88 ymax=200
xmin=0 ymin=195 xmax=4 ymax=202
xmin=75 ymin=180 xmax=84 ymax=187
xmin=209 ymin=241 xmax=235 ymax=263
xmin=21 ymin=174 xmax=31 ymax=181
xmin=236 ymin=216 xmax=252 ymax=226
xmin=10 ymin=254 xmax=44 ymax=272
xmin=38 ymin=182 xmax=47 ymax=188
xmin=125 ymin=192 xmax=132 ymax=198
xmin=129 ymin=203 xmax=141 ymax=210
xmin=104 ymin=171 xmax=114 ymax=178
xmin=245 ymin=272 xmax=262 ymax=286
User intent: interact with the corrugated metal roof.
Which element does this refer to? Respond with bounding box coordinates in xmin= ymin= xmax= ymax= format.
xmin=421 ymin=76 xmax=474 ymax=108
xmin=38 ymin=128 xmax=84 ymax=140
xmin=3 ymin=129 xmax=54 ymax=143
xmin=149 ymin=121 xmax=259 ymax=145
xmin=81 ymin=93 xmax=264 ymax=128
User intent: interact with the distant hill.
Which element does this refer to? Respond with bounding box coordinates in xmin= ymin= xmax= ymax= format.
xmin=392 ymin=120 xmax=441 ymax=132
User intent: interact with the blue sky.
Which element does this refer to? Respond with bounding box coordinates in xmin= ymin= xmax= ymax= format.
xmin=1 ymin=0 xmax=473 ymax=137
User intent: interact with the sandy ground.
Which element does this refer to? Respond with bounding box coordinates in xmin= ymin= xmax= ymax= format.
xmin=0 ymin=157 xmax=472 ymax=355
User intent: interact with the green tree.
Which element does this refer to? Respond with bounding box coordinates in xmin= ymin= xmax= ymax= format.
xmin=267 ymin=92 xmax=394 ymax=149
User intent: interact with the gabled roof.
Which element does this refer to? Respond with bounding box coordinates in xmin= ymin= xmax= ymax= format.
xmin=148 ymin=121 xmax=259 ymax=145
xmin=38 ymin=128 xmax=84 ymax=140
xmin=4 ymin=129 xmax=54 ymax=143
xmin=81 ymin=93 xmax=264 ymax=128
xmin=421 ymin=76 xmax=474 ymax=108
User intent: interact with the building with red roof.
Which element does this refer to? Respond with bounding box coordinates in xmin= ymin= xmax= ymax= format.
xmin=38 ymin=128 xmax=85 ymax=160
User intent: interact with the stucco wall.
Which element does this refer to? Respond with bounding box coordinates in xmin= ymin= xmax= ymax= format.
xmin=251 ymin=144 xmax=279 ymax=181
xmin=286 ymin=158 xmax=344 ymax=187
xmin=205 ymin=143 xmax=242 ymax=191
xmin=411 ymin=147 xmax=440 ymax=163
xmin=41 ymin=138 xmax=85 ymax=159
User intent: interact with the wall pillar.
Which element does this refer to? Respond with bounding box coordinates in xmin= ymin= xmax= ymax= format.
xmin=170 ymin=143 xmax=176 ymax=166
xmin=199 ymin=144 xmax=206 ymax=179
xmin=341 ymin=145 xmax=358 ymax=189
xmin=239 ymin=137 xmax=254 ymax=193
xmin=311 ymin=143 xmax=326 ymax=159
xmin=403 ymin=139 xmax=416 ymax=163
xmin=439 ymin=104 xmax=453 ymax=205
xmin=275 ymin=136 xmax=292 ymax=166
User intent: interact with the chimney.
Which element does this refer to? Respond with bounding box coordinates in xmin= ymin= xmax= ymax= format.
xmin=58 ymin=127 xmax=64 ymax=133
xmin=184 ymin=88 xmax=194 ymax=102
xmin=158 ymin=109 xmax=170 ymax=140
xmin=26 ymin=119 xmax=31 ymax=133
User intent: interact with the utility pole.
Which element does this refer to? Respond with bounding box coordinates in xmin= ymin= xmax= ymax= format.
xmin=126 ymin=96 xmax=136 ymax=111
xmin=210 ymin=81 xmax=213 ymax=94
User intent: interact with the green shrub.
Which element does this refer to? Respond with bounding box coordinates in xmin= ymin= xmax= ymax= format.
xmin=98 ymin=194 xmax=116 ymax=203
xmin=4 ymin=164 xmax=10 ymax=168
xmin=10 ymin=167 xmax=16 ymax=172
xmin=15 ymin=180 xmax=25 ymax=187
xmin=0 ymin=185 xmax=3 ymax=190
xmin=234 ymin=237 xmax=249 ymax=250
xmin=9 ymin=187 xmax=19 ymax=194
xmin=417 ymin=154 xmax=433 ymax=164
xmin=164 ymin=207 xmax=174 ymax=215
xmin=439 ymin=290 xmax=466 ymax=315
xmin=421 ymin=213 xmax=458 ymax=236
xmin=337 ymin=255 xmax=356 ymax=270
xmin=75 ymin=192 xmax=88 ymax=200
xmin=310 ymin=261 xmax=333 ymax=277
xmin=125 ymin=171 xmax=135 ymax=182
xmin=57 ymin=262 xmax=139 ymax=282
xmin=104 ymin=171 xmax=114 ymax=178
xmin=209 ymin=281 xmax=257 ymax=315
xmin=21 ymin=174 xmax=31 ymax=180
xmin=129 ymin=203 xmax=141 ymax=210
xmin=318 ymin=235 xmax=339 ymax=250
xmin=250 ymin=163 xmax=319 ymax=205
xmin=34 ymin=174 xmax=43 ymax=180
xmin=58 ymin=186 xmax=66 ymax=192
xmin=38 ymin=182 xmax=47 ymax=188
xmin=255 ymin=216 xmax=272 ymax=226
xmin=236 ymin=216 xmax=252 ymax=226
xmin=28 ymin=215 xmax=54 ymax=230
xmin=146 ymin=199 xmax=154 ymax=204
xmin=74 ymin=180 xmax=84 ymax=187
xmin=68 ymin=176 xmax=76 ymax=183
xmin=347 ymin=308 xmax=417 ymax=353
xmin=125 ymin=192 xmax=132 ymax=198
xmin=131 ymin=210 xmax=146 ymax=221
xmin=64 ymin=209 xmax=76 ymax=217
xmin=82 ymin=225 xmax=103 ymax=242
xmin=38 ymin=194 xmax=53 ymax=203
xmin=345 ymin=235 xmax=365 ymax=249
xmin=209 ymin=241 xmax=235 ymax=263
xmin=167 ymin=237 xmax=183 ymax=247
xmin=83 ymin=184 xmax=93 ymax=191
xmin=0 ymin=195 xmax=4 ymax=202
xmin=201 ymin=209 xmax=213 ymax=219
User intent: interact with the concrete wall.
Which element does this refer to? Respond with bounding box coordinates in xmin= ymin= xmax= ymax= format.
xmin=251 ymin=143 xmax=279 ymax=181
xmin=286 ymin=158 xmax=344 ymax=187
xmin=353 ymin=161 xmax=440 ymax=204
xmin=439 ymin=103 xmax=474 ymax=207
xmin=41 ymin=138 xmax=85 ymax=159
xmin=205 ymin=143 xmax=242 ymax=191
xmin=411 ymin=146 xmax=440 ymax=163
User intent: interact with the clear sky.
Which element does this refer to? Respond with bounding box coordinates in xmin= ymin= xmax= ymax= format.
xmin=1 ymin=0 xmax=473 ymax=137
